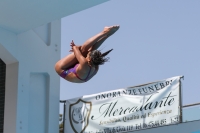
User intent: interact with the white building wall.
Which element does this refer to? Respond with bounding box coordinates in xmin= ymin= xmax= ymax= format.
xmin=0 ymin=20 xmax=61 ymax=133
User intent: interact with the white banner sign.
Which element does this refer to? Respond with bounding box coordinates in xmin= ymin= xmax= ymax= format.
xmin=64 ymin=76 xmax=182 ymax=133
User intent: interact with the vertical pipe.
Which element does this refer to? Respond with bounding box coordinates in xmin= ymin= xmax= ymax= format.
xmin=63 ymin=101 xmax=66 ymax=133
xmin=179 ymin=76 xmax=184 ymax=123
xmin=60 ymin=100 xmax=66 ymax=133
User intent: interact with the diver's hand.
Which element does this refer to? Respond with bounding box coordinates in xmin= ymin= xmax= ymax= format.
xmin=69 ymin=40 xmax=81 ymax=52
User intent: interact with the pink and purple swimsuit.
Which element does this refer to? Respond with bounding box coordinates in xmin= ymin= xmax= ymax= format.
xmin=60 ymin=64 xmax=96 ymax=82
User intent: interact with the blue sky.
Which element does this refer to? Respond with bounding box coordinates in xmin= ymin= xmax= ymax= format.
xmin=60 ymin=0 xmax=200 ymax=111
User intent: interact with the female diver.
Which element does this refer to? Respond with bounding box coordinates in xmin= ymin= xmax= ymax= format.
xmin=55 ymin=25 xmax=120 ymax=83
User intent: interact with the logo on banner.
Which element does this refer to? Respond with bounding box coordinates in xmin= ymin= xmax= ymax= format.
xmin=69 ymin=99 xmax=92 ymax=133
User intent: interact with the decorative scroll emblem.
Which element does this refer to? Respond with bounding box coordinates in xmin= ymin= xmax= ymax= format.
xmin=69 ymin=99 xmax=92 ymax=133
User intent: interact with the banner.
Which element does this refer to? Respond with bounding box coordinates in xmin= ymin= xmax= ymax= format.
xmin=64 ymin=76 xmax=182 ymax=133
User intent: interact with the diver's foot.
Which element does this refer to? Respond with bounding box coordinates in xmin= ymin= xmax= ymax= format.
xmin=103 ymin=25 xmax=120 ymax=36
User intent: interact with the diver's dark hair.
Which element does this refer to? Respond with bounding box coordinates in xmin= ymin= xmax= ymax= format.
xmin=90 ymin=49 xmax=113 ymax=66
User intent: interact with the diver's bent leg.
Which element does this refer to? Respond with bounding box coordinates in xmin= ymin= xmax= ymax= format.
xmin=80 ymin=25 xmax=119 ymax=55
xmin=80 ymin=32 xmax=108 ymax=54
xmin=55 ymin=53 xmax=78 ymax=74
xmin=89 ymin=36 xmax=109 ymax=51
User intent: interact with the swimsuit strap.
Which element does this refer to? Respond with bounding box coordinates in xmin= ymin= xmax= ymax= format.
xmin=74 ymin=65 xmax=92 ymax=82
xmin=84 ymin=66 xmax=92 ymax=81
xmin=86 ymin=67 xmax=97 ymax=81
